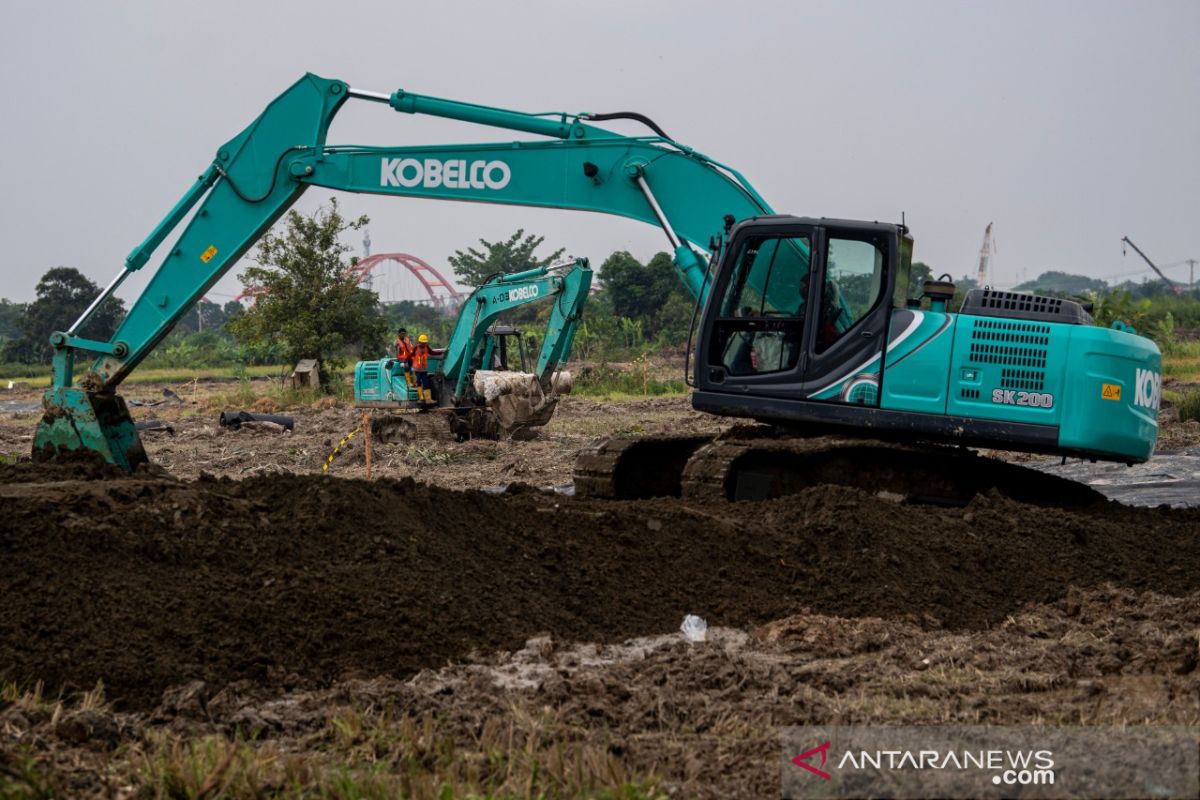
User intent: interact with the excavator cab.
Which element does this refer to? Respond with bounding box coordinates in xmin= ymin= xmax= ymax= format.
xmin=477 ymin=324 xmax=530 ymax=373
xmin=689 ymin=215 xmax=1159 ymax=467
xmin=696 ymin=217 xmax=902 ymax=409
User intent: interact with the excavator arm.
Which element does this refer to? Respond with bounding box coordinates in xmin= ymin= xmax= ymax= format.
xmin=36 ymin=72 xmax=772 ymax=469
xmin=438 ymin=260 xmax=592 ymax=399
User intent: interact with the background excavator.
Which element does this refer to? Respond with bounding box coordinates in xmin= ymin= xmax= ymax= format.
xmin=35 ymin=73 xmax=1161 ymax=505
xmin=353 ymin=258 xmax=590 ymax=442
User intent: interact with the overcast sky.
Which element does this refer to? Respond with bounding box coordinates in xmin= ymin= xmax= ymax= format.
xmin=1 ymin=0 xmax=1196 ymax=304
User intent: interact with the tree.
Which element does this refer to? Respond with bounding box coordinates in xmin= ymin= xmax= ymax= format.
xmin=601 ymin=251 xmax=679 ymax=320
xmin=1014 ymin=270 xmax=1107 ymax=296
xmin=175 ymin=298 xmax=235 ymax=333
xmin=0 ymin=299 xmax=25 ymax=342
xmin=448 ymin=229 xmax=564 ymax=287
xmin=904 ymin=260 xmax=934 ymax=298
xmin=5 ymin=267 xmax=126 ymax=363
xmin=227 ymin=199 xmax=387 ymax=385
xmin=598 ymin=250 xmax=696 ymax=345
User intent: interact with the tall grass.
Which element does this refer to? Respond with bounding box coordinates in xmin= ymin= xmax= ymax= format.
xmin=572 ymin=362 xmax=686 ymax=398
xmin=1162 ymin=339 xmax=1200 ymax=381
xmin=0 ymin=682 xmax=667 ymax=797
xmin=1178 ymin=391 xmax=1200 ymax=424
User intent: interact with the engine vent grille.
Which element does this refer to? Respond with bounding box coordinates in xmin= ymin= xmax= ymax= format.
xmin=1000 ymin=368 xmax=1044 ymax=391
xmin=969 ymin=319 xmax=1049 ymax=392
xmin=968 ymin=318 xmax=1050 ymax=371
xmin=960 ymin=288 xmax=1093 ymax=325
xmin=960 ymin=388 xmax=980 ymax=400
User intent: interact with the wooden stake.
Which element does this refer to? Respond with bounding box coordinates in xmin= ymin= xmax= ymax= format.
xmin=363 ymin=411 xmax=373 ymax=480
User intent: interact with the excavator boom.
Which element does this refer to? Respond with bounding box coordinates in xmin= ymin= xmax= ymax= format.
xmin=35 ymin=73 xmax=769 ymax=468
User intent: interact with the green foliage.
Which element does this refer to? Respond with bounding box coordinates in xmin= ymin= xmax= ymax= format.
xmin=897 ymin=260 xmax=937 ymax=305
xmin=573 ymin=362 xmax=687 ymax=397
xmin=227 ymin=199 xmax=387 ymax=385
xmin=3 ymin=267 xmax=126 ymax=363
xmin=447 ymin=228 xmax=564 ymax=287
xmin=1015 ymin=270 xmax=1108 ymax=295
xmin=173 ymin=298 xmax=243 ymax=334
xmin=1178 ymin=390 xmax=1200 ymax=424
xmin=597 ymin=250 xmax=696 ymax=352
xmin=142 ymin=328 xmax=283 ymax=369
xmin=378 ymin=300 xmax=456 ymax=356
xmin=1088 ymin=288 xmax=1153 ymax=333
xmin=0 ymin=298 xmax=25 ymax=341
xmin=602 ymin=251 xmax=676 ymax=320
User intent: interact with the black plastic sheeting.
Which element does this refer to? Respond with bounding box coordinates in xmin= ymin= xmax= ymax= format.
xmin=1035 ymin=448 xmax=1200 ymax=508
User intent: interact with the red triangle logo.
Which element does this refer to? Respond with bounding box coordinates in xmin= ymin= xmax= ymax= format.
xmin=792 ymin=740 xmax=832 ymax=780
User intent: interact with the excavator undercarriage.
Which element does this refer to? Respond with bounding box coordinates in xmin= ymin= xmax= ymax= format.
xmin=574 ymin=426 xmax=1106 ymax=508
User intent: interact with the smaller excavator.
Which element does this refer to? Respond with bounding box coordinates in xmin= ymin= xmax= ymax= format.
xmin=353 ymin=258 xmax=590 ymax=441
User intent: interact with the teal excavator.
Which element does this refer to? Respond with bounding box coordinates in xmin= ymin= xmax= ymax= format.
xmin=353 ymin=258 xmax=591 ymax=442
xmin=35 ymin=73 xmax=1161 ymax=503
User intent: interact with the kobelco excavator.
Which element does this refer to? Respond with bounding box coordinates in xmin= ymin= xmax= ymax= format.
xmin=353 ymin=258 xmax=591 ymax=442
xmin=35 ymin=73 xmax=1161 ymax=504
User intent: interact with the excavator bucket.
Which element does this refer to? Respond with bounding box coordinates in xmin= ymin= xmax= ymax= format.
xmin=473 ymin=370 xmax=559 ymax=438
xmin=32 ymin=388 xmax=148 ymax=472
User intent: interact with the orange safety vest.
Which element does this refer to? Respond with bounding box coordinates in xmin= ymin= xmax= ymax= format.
xmin=412 ymin=342 xmax=430 ymax=371
xmin=395 ymin=337 xmax=414 ymax=360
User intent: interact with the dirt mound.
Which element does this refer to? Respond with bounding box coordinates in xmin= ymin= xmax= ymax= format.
xmin=1 ymin=467 xmax=1198 ymax=709
xmin=0 ymin=451 xmax=130 ymax=482
xmin=6 ymin=586 xmax=1195 ymax=799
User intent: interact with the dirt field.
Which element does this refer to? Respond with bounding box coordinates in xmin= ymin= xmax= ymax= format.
xmin=1 ymin=379 xmax=1198 ymax=798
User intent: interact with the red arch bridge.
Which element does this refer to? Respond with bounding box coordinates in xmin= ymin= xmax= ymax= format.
xmin=232 ymin=253 xmax=465 ymax=312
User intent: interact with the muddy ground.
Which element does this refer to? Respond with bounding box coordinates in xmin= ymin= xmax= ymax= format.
xmin=0 ymin=381 xmax=726 ymax=490
xmin=1 ymin=380 xmax=1198 ymax=797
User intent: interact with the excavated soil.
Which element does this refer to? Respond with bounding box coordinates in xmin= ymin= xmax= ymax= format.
xmin=2 ymin=463 xmax=1198 ymax=712
xmin=2 ymin=388 xmax=1199 ymax=796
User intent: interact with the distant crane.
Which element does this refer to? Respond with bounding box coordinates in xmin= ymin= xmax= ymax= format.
xmin=976 ymin=222 xmax=995 ymax=288
xmin=1121 ymin=236 xmax=1183 ymax=295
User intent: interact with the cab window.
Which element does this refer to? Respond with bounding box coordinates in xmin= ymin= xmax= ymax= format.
xmin=712 ymin=235 xmax=811 ymax=375
xmin=816 ymin=237 xmax=884 ymax=353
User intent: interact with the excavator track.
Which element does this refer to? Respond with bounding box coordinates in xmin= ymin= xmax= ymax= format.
xmin=574 ymin=425 xmax=1106 ymax=508
xmin=573 ymin=434 xmax=712 ymax=499
xmin=371 ymin=407 xmax=501 ymax=445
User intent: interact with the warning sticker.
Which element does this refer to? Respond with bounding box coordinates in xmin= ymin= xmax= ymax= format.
xmin=200 ymin=245 xmax=218 ymax=264
xmin=1101 ymin=383 xmax=1121 ymax=401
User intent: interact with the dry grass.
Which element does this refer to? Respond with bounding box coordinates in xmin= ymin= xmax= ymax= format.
xmin=130 ymin=705 xmax=665 ymax=799
xmin=3 ymin=687 xmax=665 ymax=800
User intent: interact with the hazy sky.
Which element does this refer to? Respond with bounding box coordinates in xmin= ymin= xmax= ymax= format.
xmin=1 ymin=0 xmax=1196 ymax=304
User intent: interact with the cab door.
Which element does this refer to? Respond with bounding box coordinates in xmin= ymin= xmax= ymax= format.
xmin=702 ymin=224 xmax=815 ymax=392
xmin=799 ymin=227 xmax=892 ymax=406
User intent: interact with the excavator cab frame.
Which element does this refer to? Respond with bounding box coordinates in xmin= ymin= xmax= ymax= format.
xmin=695 ymin=217 xmax=901 ymax=407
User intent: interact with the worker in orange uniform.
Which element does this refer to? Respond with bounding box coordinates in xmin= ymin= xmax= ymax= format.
xmin=393 ymin=328 xmax=416 ymax=388
xmin=412 ymin=334 xmax=432 ymax=403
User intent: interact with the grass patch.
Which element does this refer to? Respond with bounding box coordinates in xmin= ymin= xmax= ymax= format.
xmin=121 ymin=705 xmax=666 ymax=799
xmin=0 ymin=364 xmax=288 ymax=388
xmin=1162 ymin=340 xmax=1200 ymax=381
xmin=202 ymin=375 xmax=351 ymax=412
xmin=1178 ymin=391 xmax=1200 ymax=424
xmin=573 ymin=363 xmax=687 ymax=399
xmin=401 ymin=446 xmax=457 ymax=466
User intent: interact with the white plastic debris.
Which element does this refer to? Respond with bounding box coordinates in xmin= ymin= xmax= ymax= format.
xmin=680 ymin=614 xmax=708 ymax=643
